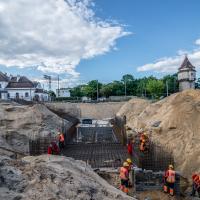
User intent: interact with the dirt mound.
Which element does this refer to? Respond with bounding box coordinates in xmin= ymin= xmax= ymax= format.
xmin=118 ymin=90 xmax=200 ymax=179
xmin=117 ymin=98 xmax=150 ymax=128
xmin=0 ymin=102 xmax=73 ymax=153
xmin=0 ymin=155 xmax=134 ymax=200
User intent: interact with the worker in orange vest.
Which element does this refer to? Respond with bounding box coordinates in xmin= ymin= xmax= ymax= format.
xmin=119 ymin=162 xmax=130 ymax=194
xmin=191 ymin=174 xmax=200 ymax=197
xmin=58 ymin=132 xmax=65 ymax=151
xmin=163 ymin=164 xmax=176 ymax=196
xmin=126 ymin=158 xmax=134 ymax=187
xmin=139 ymin=132 xmax=149 ymax=152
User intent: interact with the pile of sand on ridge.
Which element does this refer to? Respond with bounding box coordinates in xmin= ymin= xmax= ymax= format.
xmin=118 ymin=89 xmax=200 ymax=179
xmin=0 ymin=102 xmax=73 ymax=153
xmin=0 ymin=155 xmax=135 ymax=200
xmin=117 ymin=98 xmax=150 ymax=129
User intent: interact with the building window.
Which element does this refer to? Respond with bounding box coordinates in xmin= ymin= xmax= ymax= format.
xmin=25 ymin=92 xmax=29 ymax=97
xmin=16 ymin=93 xmax=19 ymax=99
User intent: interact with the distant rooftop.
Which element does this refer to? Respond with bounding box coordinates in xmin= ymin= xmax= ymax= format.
xmin=0 ymin=72 xmax=9 ymax=82
xmin=6 ymin=76 xmax=35 ymax=88
xmin=179 ymin=56 xmax=195 ymax=70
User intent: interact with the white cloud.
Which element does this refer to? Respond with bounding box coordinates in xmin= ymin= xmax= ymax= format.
xmin=0 ymin=0 xmax=129 ymax=77
xmin=137 ymin=40 xmax=200 ymax=73
xmin=195 ymin=39 xmax=200 ymax=45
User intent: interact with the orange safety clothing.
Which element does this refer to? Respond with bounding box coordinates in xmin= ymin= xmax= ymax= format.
xmin=140 ymin=139 xmax=146 ymax=151
xmin=166 ymin=169 xmax=175 ymax=183
xmin=120 ymin=167 xmax=129 ymax=180
xmin=59 ymin=133 xmax=65 ymax=142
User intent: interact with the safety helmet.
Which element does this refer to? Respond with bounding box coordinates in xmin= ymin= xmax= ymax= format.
xmin=169 ymin=164 xmax=174 ymax=169
xmin=143 ymin=133 xmax=148 ymax=137
xmin=123 ymin=162 xmax=129 ymax=167
xmin=126 ymin=158 xmax=132 ymax=164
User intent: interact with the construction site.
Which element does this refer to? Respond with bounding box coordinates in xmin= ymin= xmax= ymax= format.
xmin=0 ymin=89 xmax=200 ymax=200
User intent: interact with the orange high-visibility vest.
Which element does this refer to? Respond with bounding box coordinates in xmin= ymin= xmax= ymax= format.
xmin=140 ymin=139 xmax=146 ymax=151
xmin=59 ymin=134 xmax=65 ymax=142
xmin=166 ymin=170 xmax=175 ymax=183
xmin=120 ymin=167 xmax=128 ymax=180
xmin=194 ymin=176 xmax=199 ymax=184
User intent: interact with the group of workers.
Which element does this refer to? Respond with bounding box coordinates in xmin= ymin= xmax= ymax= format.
xmin=47 ymin=131 xmax=65 ymax=155
xmin=122 ymin=131 xmax=177 ymax=196
xmin=126 ymin=131 xmax=150 ymax=157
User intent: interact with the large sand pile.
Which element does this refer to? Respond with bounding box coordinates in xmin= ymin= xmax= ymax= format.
xmin=0 ymin=102 xmax=73 ymax=153
xmin=117 ymin=90 xmax=200 ymax=179
xmin=0 ymin=155 xmax=134 ymax=200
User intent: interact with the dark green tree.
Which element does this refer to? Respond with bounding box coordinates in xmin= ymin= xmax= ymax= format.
xmin=162 ymin=74 xmax=178 ymax=95
xmin=146 ymin=79 xmax=164 ymax=99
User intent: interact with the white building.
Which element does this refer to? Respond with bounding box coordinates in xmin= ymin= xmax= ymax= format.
xmin=56 ymin=88 xmax=71 ymax=97
xmin=178 ymin=56 xmax=196 ymax=91
xmin=0 ymin=72 xmax=48 ymax=101
xmin=0 ymin=72 xmax=9 ymax=100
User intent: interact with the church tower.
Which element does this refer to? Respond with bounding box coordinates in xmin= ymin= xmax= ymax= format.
xmin=177 ymin=56 xmax=196 ymax=91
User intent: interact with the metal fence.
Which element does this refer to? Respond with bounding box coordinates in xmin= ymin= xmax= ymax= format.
xmin=132 ymin=135 xmax=174 ymax=172
xmin=63 ymin=143 xmax=128 ymax=168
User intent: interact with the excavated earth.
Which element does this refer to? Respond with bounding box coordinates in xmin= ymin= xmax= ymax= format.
xmin=117 ymin=89 xmax=200 ymax=180
xmin=0 ymin=155 xmax=135 ymax=200
xmin=0 ymin=102 xmax=73 ymax=154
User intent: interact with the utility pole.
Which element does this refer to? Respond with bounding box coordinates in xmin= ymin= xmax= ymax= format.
xmin=57 ymin=75 xmax=60 ymax=97
xmin=44 ymin=75 xmax=51 ymax=91
xmin=166 ymin=80 xmax=169 ymax=97
xmin=124 ymin=77 xmax=127 ymax=97
xmin=97 ymin=80 xmax=99 ymax=101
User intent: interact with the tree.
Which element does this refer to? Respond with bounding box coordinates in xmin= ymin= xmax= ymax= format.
xmin=48 ymin=90 xmax=56 ymax=101
xmin=162 ymin=74 xmax=178 ymax=95
xmin=121 ymin=74 xmax=136 ymax=96
xmin=81 ymin=80 xmax=102 ymax=99
xmin=70 ymin=86 xmax=84 ymax=98
xmin=100 ymin=83 xmax=113 ymax=97
xmin=146 ymin=79 xmax=164 ymax=99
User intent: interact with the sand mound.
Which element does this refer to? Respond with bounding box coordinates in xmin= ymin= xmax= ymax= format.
xmin=118 ymin=89 xmax=200 ymax=179
xmin=0 ymin=155 xmax=134 ymax=200
xmin=0 ymin=102 xmax=73 ymax=153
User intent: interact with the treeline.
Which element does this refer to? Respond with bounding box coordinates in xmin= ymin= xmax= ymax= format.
xmin=70 ymin=74 xmax=179 ymax=99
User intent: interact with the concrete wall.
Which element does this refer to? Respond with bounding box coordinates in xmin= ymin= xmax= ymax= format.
xmin=46 ymin=102 xmax=125 ymax=119
xmin=179 ymin=81 xmax=195 ymax=91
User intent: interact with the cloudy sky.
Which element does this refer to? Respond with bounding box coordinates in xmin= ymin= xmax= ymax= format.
xmin=0 ymin=0 xmax=200 ymax=89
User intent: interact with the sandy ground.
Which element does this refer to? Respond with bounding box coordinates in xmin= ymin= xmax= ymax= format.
xmin=117 ymin=89 xmax=200 ymax=180
xmin=0 ymin=155 xmax=135 ymax=200
xmin=0 ymin=101 xmax=73 ymax=153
